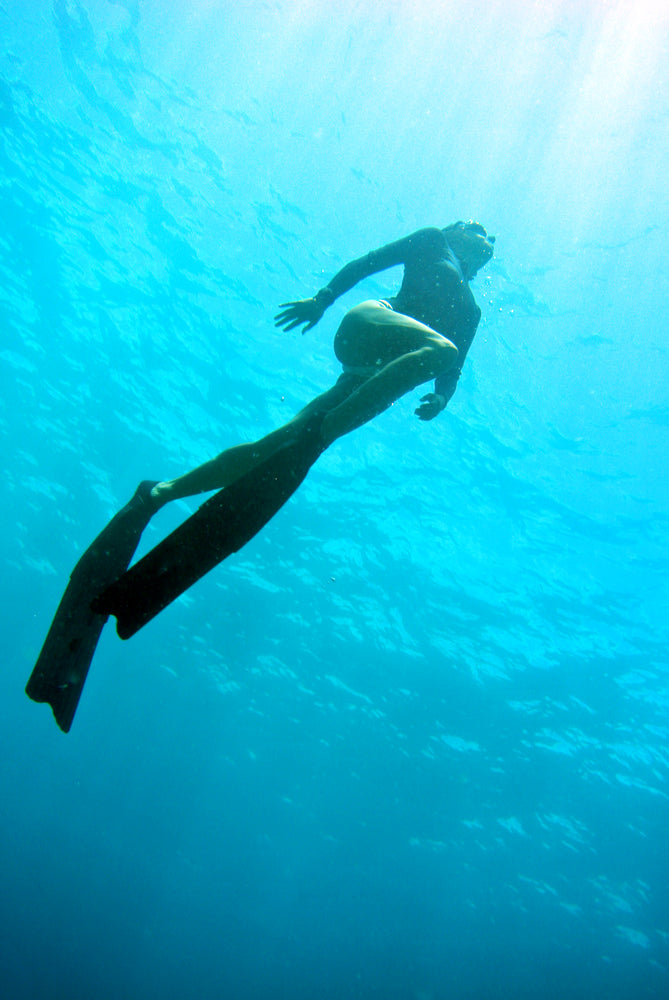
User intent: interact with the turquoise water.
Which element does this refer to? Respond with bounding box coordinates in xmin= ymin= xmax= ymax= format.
xmin=2 ymin=2 xmax=668 ymax=998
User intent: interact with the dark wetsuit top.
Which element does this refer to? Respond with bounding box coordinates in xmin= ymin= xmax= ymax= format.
xmin=320 ymin=227 xmax=482 ymax=405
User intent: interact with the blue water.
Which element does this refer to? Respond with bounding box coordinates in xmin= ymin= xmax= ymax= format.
xmin=2 ymin=2 xmax=668 ymax=998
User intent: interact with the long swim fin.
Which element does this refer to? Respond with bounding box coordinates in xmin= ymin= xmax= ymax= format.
xmin=26 ymin=481 xmax=158 ymax=732
xmin=95 ymin=416 xmax=326 ymax=639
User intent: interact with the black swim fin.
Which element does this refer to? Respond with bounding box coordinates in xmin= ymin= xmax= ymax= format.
xmin=96 ymin=416 xmax=326 ymax=639
xmin=26 ymin=481 xmax=159 ymax=732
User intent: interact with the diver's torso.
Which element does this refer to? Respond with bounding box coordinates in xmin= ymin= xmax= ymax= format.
xmin=390 ymin=254 xmax=480 ymax=348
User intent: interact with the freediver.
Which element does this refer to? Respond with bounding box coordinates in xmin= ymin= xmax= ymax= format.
xmin=27 ymin=220 xmax=495 ymax=730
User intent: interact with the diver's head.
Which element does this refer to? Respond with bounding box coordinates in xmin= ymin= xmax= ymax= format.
xmin=444 ymin=221 xmax=495 ymax=279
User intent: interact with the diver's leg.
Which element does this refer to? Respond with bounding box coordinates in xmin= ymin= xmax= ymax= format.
xmin=322 ymin=346 xmax=453 ymax=444
xmin=150 ymin=374 xmax=365 ymax=505
xmin=321 ymin=301 xmax=458 ymax=445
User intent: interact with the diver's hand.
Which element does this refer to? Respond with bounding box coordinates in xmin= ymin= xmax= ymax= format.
xmin=415 ymin=393 xmax=446 ymax=421
xmin=275 ymin=297 xmax=327 ymax=333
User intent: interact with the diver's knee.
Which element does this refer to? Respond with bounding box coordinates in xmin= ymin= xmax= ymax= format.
xmin=428 ymin=337 xmax=458 ymax=374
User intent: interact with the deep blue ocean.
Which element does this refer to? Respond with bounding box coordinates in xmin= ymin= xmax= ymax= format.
xmin=2 ymin=2 xmax=668 ymax=998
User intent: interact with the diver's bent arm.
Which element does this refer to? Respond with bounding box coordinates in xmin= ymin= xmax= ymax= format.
xmin=433 ymin=370 xmax=460 ymax=408
xmin=318 ymin=227 xmax=447 ymax=305
xmin=433 ymin=324 xmax=478 ymax=406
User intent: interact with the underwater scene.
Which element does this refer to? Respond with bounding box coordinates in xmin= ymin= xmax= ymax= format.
xmin=2 ymin=2 xmax=668 ymax=998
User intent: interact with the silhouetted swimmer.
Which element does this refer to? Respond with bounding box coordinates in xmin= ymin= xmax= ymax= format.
xmin=147 ymin=220 xmax=495 ymax=509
